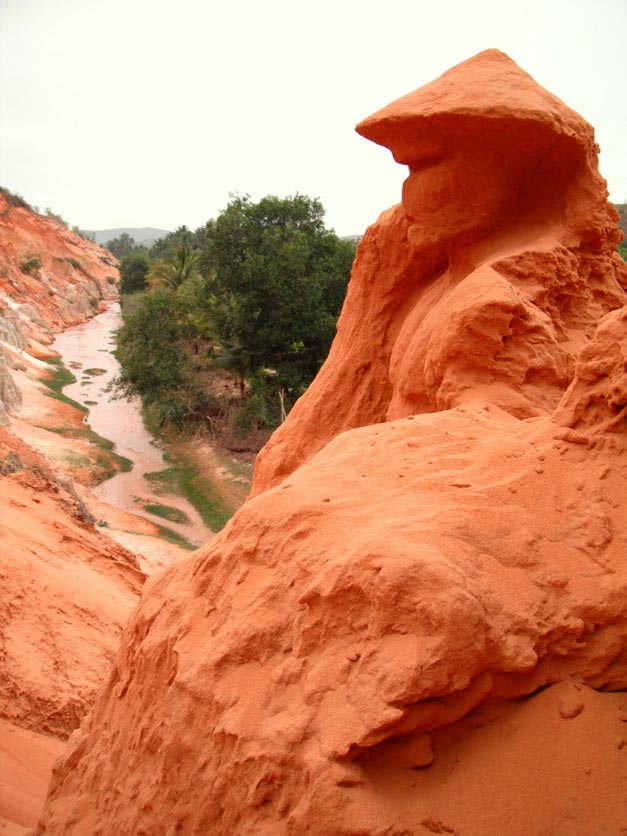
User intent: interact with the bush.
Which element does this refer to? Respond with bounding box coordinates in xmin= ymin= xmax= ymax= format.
xmin=0 ymin=187 xmax=33 ymax=211
xmin=20 ymin=254 xmax=42 ymax=275
xmin=234 ymin=369 xmax=281 ymax=433
xmin=120 ymin=252 xmax=149 ymax=294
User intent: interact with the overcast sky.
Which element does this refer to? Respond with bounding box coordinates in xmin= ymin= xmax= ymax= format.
xmin=1 ymin=0 xmax=625 ymax=237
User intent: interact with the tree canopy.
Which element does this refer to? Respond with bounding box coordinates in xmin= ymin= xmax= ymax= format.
xmin=114 ymin=193 xmax=355 ymax=437
xmin=204 ymin=194 xmax=355 ymax=398
xmin=119 ymin=251 xmax=149 ymax=294
xmin=147 ymin=244 xmax=202 ymax=291
xmin=105 ymin=232 xmax=142 ymax=259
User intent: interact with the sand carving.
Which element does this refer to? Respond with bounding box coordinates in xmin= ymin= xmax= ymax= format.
xmin=38 ymin=51 xmax=627 ymax=834
xmin=253 ymin=50 xmax=626 ymax=494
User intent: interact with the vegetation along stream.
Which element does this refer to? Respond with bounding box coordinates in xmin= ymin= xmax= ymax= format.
xmin=52 ymin=303 xmax=217 ymax=550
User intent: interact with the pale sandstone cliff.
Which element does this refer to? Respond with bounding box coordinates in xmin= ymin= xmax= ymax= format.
xmin=38 ymin=51 xmax=627 ymax=836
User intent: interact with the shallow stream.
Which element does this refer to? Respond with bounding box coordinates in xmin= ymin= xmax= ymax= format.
xmin=52 ymin=303 xmax=215 ymax=548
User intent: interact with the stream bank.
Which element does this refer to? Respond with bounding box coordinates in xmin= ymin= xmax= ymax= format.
xmin=51 ymin=303 xmax=251 ymax=567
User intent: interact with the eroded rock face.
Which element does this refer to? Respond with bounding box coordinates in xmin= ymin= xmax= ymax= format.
xmin=0 ymin=192 xmax=119 ymax=359
xmin=0 ymin=351 xmax=21 ymax=426
xmin=38 ymin=50 xmax=627 ymax=835
xmin=252 ymin=49 xmax=626 ymax=496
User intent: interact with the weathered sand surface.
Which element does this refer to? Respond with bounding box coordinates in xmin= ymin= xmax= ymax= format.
xmin=0 ymin=720 xmax=65 ymax=834
xmin=0 ymin=202 xmax=153 ymax=831
xmin=0 ymin=420 xmax=144 ymax=830
xmin=37 ymin=51 xmax=627 ymax=834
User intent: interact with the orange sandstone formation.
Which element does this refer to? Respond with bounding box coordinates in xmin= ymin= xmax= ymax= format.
xmin=0 ymin=196 xmax=142 ymax=832
xmin=38 ymin=51 xmax=627 ymax=835
xmin=0 ymin=190 xmax=119 ymax=427
xmin=0 ymin=428 xmax=144 ymax=833
xmin=252 ymin=49 xmax=626 ymax=495
xmin=0 ymin=191 xmax=118 ymax=334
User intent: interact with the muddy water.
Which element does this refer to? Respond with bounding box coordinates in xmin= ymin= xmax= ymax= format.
xmin=52 ymin=303 xmax=215 ymax=548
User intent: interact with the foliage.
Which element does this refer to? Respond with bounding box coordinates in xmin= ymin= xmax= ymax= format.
xmin=44 ymin=207 xmax=68 ymax=226
xmin=204 ymin=193 xmax=354 ymax=404
xmin=0 ymin=186 xmax=33 ymax=211
xmin=233 ymin=369 xmax=280 ymax=433
xmin=148 ymin=225 xmax=206 ymax=260
xmin=112 ymin=194 xmax=355 ymax=441
xmin=145 ymin=454 xmax=234 ymax=531
xmin=20 ymin=254 xmax=42 ymax=275
xmin=146 ymin=245 xmax=202 ymax=291
xmin=143 ymin=502 xmax=190 ymax=524
xmin=65 ymin=257 xmax=81 ymax=269
xmin=120 ymin=251 xmax=150 ymax=294
xmin=152 ymin=524 xmax=196 ymax=550
xmin=105 ymin=232 xmax=143 ymax=259
xmin=113 ymin=286 xmax=219 ymax=430
xmin=115 ymin=287 xmax=189 ymax=396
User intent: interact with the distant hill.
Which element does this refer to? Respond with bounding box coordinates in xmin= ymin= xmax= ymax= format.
xmin=91 ymin=227 xmax=170 ymax=247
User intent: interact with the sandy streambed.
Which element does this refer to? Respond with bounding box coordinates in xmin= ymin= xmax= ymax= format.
xmin=52 ymin=303 xmax=215 ymax=553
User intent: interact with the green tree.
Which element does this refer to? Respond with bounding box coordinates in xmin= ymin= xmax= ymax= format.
xmin=119 ymin=251 xmax=150 ymax=294
xmin=114 ymin=287 xmax=214 ymax=428
xmin=148 ymin=225 xmax=206 ymax=260
xmin=146 ymin=244 xmax=202 ymax=291
xmin=115 ymin=288 xmax=186 ymax=395
xmin=105 ymin=232 xmax=142 ymax=259
xmin=204 ymin=194 xmax=354 ymax=404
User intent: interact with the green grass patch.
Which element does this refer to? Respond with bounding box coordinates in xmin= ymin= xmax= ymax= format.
xmin=141 ymin=401 xmax=239 ymax=532
xmin=95 ymin=453 xmax=127 ymax=481
xmin=155 ymin=524 xmax=196 ymax=550
xmin=40 ymin=359 xmax=87 ymax=412
xmin=40 ymin=360 xmax=133 ymax=480
xmin=145 ymin=456 xmax=233 ymax=532
xmin=123 ymin=525 xmax=196 ymax=551
xmin=44 ymin=425 xmax=132 ymax=477
xmin=83 ymin=367 xmax=107 ymax=376
xmin=84 ymin=400 xmax=98 ymax=405
xmin=143 ymin=502 xmax=190 ymax=524
xmin=64 ymin=451 xmax=92 ymax=468
xmin=219 ymin=455 xmax=253 ymax=481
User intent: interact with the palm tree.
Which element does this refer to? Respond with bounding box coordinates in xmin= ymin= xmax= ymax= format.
xmin=146 ymin=245 xmax=201 ymax=291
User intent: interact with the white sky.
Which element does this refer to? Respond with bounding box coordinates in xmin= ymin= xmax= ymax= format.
xmin=1 ymin=0 xmax=625 ymax=237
